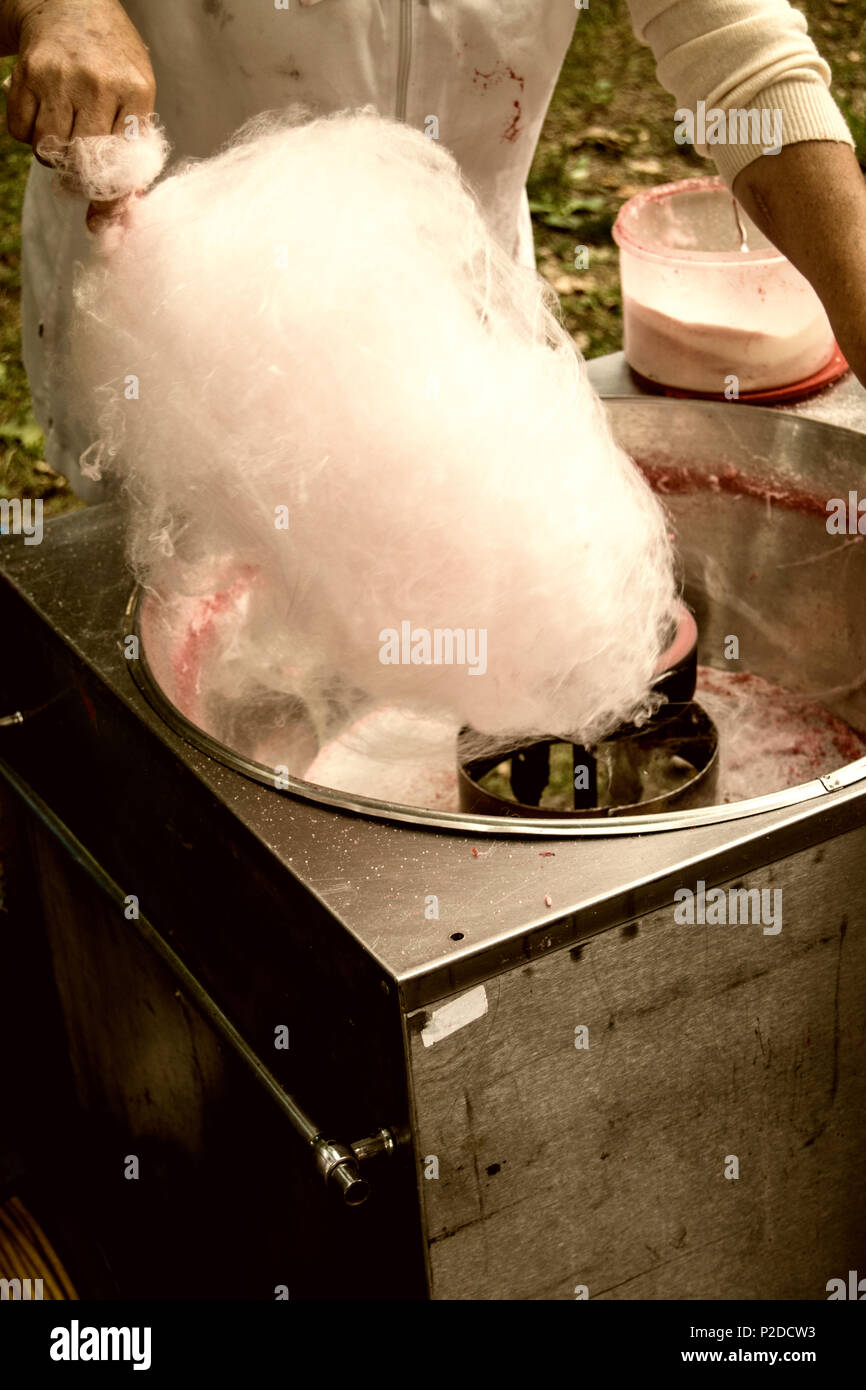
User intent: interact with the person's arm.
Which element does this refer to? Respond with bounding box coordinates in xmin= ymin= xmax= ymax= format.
xmin=732 ymin=141 xmax=866 ymax=388
xmin=1 ymin=0 xmax=155 ymax=220
xmin=627 ymin=0 xmax=865 ymax=383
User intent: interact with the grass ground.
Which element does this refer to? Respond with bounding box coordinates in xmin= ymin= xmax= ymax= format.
xmin=0 ymin=53 xmax=83 ymax=518
xmin=1 ymin=1 xmax=864 ymax=506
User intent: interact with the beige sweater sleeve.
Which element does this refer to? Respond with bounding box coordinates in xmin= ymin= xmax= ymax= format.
xmin=626 ymin=0 xmax=855 ymax=184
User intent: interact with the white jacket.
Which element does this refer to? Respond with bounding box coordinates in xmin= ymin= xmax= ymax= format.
xmin=20 ymin=0 xmax=852 ymax=499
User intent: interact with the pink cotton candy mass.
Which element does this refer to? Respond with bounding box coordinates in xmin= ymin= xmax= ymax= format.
xmin=70 ymin=109 xmax=679 ymax=749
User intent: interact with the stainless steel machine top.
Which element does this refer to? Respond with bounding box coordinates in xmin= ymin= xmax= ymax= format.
xmin=3 ymin=360 xmax=866 ymax=1012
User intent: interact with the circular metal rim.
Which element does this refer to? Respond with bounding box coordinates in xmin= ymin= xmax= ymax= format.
xmin=124 ymin=580 xmax=866 ymax=838
xmin=455 ymin=704 xmax=719 ymax=821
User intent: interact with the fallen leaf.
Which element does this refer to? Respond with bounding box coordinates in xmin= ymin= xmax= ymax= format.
xmin=552 ymin=272 xmax=599 ymax=294
xmin=573 ymin=124 xmax=629 ymax=150
xmin=626 ymin=157 xmax=663 ymax=175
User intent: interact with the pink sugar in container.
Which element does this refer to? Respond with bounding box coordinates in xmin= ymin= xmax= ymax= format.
xmin=612 ymin=176 xmax=837 ymax=395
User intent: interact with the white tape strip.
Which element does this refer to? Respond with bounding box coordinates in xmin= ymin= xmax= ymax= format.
xmin=421 ymin=984 xmax=488 ymax=1047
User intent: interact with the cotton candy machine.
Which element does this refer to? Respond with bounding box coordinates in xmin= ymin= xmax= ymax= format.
xmin=127 ymin=396 xmax=866 ymax=834
xmin=2 ymin=368 xmax=866 ymax=1302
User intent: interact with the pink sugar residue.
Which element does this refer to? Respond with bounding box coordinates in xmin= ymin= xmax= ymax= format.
xmin=696 ymin=666 xmax=866 ymax=802
xmin=635 ymin=455 xmax=830 ymax=519
xmin=472 ymin=63 xmax=525 ymax=93
xmin=503 ymin=101 xmax=522 ymax=143
xmin=172 ymin=569 xmax=256 ymax=720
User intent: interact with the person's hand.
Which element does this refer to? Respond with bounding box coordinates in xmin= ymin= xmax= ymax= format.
xmin=3 ymin=0 xmax=155 ymax=223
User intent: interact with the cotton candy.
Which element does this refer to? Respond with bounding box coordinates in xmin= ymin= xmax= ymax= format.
xmin=37 ymin=119 xmax=169 ymax=202
xmin=69 ymin=107 xmax=680 ymax=755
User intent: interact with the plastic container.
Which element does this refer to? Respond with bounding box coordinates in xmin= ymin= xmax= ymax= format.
xmin=612 ymin=177 xmax=836 ymax=394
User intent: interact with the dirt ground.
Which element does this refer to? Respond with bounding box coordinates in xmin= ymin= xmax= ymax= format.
xmin=1 ymin=0 xmax=864 ymax=512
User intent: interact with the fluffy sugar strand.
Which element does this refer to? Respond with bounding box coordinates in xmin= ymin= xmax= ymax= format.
xmin=37 ymin=119 xmax=169 ymax=201
xmin=69 ymin=108 xmax=680 ymax=749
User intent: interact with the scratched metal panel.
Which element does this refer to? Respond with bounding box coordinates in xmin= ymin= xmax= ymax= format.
xmin=408 ymin=831 xmax=866 ymax=1300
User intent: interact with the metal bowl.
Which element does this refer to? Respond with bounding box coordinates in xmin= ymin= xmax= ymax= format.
xmin=126 ymin=398 xmax=866 ymax=836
